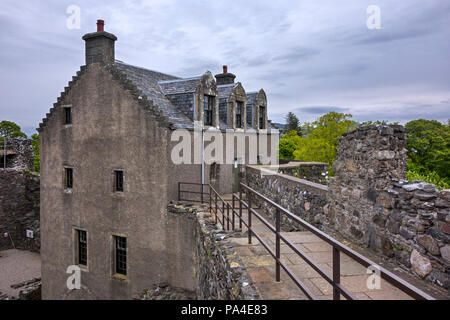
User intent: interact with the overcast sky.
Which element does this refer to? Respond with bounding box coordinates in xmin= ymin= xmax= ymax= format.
xmin=1 ymin=0 xmax=449 ymax=136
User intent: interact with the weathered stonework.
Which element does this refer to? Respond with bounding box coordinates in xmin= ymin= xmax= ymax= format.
xmin=245 ymin=166 xmax=328 ymax=231
xmin=328 ymin=125 xmax=450 ymax=289
xmin=244 ymin=124 xmax=450 ymax=291
xmin=0 ymin=170 xmax=40 ymax=252
xmin=278 ymin=161 xmax=329 ymax=185
xmin=166 ymin=202 xmax=260 ymax=300
xmin=0 ymin=139 xmax=34 ymax=171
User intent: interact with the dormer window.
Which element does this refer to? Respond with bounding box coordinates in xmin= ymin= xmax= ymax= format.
xmin=204 ymin=95 xmax=214 ymax=126
xmin=236 ymin=101 xmax=243 ymax=128
xmin=259 ymin=106 xmax=265 ymax=129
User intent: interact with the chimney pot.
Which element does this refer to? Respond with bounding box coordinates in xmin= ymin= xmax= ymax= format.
xmin=97 ymin=20 xmax=105 ymax=32
xmin=223 ymin=65 xmax=228 ymax=74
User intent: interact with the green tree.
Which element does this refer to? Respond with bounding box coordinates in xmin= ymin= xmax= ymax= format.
xmin=405 ymin=119 xmax=450 ymax=181
xmin=293 ymin=112 xmax=357 ymax=173
xmin=31 ymin=133 xmax=40 ymax=172
xmin=0 ymin=120 xmax=27 ymax=140
xmin=285 ymin=112 xmax=301 ymax=135
xmin=279 ymin=130 xmax=301 ymax=159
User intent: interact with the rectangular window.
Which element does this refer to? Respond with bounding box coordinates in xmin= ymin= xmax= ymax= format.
xmin=259 ymin=106 xmax=265 ymax=129
xmin=236 ymin=102 xmax=243 ymax=128
xmin=77 ymin=230 xmax=87 ymax=266
xmin=204 ymin=95 xmax=214 ymax=126
xmin=64 ymin=107 xmax=72 ymax=125
xmin=65 ymin=168 xmax=73 ymax=189
xmin=114 ymin=170 xmax=124 ymax=192
xmin=115 ymin=236 xmax=127 ymax=275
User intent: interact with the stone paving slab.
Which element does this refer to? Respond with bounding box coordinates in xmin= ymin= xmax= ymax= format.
xmin=218 ymin=196 xmax=440 ymax=300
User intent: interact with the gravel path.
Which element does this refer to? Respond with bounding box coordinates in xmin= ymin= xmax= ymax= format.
xmin=0 ymin=249 xmax=41 ymax=297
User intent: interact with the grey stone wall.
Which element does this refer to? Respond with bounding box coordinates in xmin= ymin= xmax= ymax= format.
xmin=0 ymin=139 xmax=34 ymax=171
xmin=278 ymin=161 xmax=329 ymax=185
xmin=167 ymin=202 xmax=260 ymax=300
xmin=328 ymin=124 xmax=450 ymax=289
xmin=0 ymin=170 xmax=40 ymax=252
xmin=245 ymin=166 xmax=328 ymax=231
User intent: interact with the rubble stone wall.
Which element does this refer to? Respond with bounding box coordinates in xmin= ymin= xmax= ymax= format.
xmin=0 ymin=170 xmax=40 ymax=252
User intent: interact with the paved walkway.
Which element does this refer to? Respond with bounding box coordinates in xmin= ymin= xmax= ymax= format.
xmin=0 ymin=249 xmax=41 ymax=298
xmin=218 ymin=195 xmax=425 ymax=300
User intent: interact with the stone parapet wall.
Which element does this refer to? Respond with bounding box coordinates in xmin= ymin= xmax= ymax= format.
xmin=0 ymin=139 xmax=34 ymax=171
xmin=164 ymin=202 xmax=260 ymax=300
xmin=245 ymin=165 xmax=328 ymax=230
xmin=0 ymin=170 xmax=40 ymax=252
xmin=328 ymin=124 xmax=450 ymax=289
xmin=278 ymin=161 xmax=329 ymax=185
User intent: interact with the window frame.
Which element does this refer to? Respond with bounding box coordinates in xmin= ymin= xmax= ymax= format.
xmin=259 ymin=106 xmax=265 ymax=129
xmin=235 ymin=101 xmax=243 ymax=128
xmin=64 ymin=167 xmax=73 ymax=189
xmin=204 ymin=95 xmax=214 ymax=126
xmin=114 ymin=170 xmax=124 ymax=192
xmin=64 ymin=106 xmax=72 ymax=125
xmin=114 ymin=236 xmax=127 ymax=276
xmin=77 ymin=229 xmax=88 ymax=266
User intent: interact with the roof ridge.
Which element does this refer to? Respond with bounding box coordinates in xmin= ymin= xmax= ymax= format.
xmin=114 ymin=60 xmax=181 ymax=80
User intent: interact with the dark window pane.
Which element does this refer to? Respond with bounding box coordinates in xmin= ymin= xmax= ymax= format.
xmin=65 ymin=168 xmax=73 ymax=189
xmin=236 ymin=102 xmax=243 ymax=128
xmin=78 ymin=230 xmax=87 ymax=266
xmin=115 ymin=171 xmax=123 ymax=192
xmin=259 ymin=106 xmax=265 ymax=129
xmin=204 ymin=95 xmax=213 ymax=126
xmin=64 ymin=108 xmax=72 ymax=124
xmin=115 ymin=236 xmax=127 ymax=275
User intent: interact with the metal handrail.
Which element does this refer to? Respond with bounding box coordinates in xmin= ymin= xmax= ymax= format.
xmin=177 ymin=181 xmax=435 ymax=300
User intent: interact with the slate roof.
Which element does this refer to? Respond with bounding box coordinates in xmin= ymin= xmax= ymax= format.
xmin=114 ymin=61 xmax=195 ymax=129
xmin=246 ymin=92 xmax=257 ymax=106
xmin=218 ymin=84 xmax=236 ymax=100
xmin=158 ymin=77 xmax=201 ymax=95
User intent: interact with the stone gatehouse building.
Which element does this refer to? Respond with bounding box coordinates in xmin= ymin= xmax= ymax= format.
xmin=38 ymin=20 xmax=278 ymax=299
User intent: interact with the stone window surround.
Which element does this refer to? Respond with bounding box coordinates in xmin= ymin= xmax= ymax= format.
xmin=61 ymin=104 xmax=73 ymax=127
xmin=63 ymin=166 xmax=74 ymax=191
xmin=197 ymin=93 xmax=218 ymax=128
xmin=111 ymin=232 xmax=129 ymax=281
xmin=73 ymin=227 xmax=89 ymax=271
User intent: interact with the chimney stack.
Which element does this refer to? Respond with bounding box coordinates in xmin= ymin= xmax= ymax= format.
xmin=215 ymin=65 xmax=236 ymax=85
xmin=82 ymin=20 xmax=117 ymax=65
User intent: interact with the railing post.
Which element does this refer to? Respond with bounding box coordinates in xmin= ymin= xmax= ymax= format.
xmin=201 ymin=184 xmax=204 ymax=204
xmin=275 ymin=209 xmax=281 ymax=282
xmin=227 ymin=203 xmax=230 ymax=230
xmin=333 ymin=247 xmax=341 ymax=300
xmin=232 ymin=195 xmax=235 ymax=230
xmin=222 ymin=201 xmax=225 ymax=227
xmin=178 ymin=182 xmax=181 ymax=201
xmin=248 ymin=191 xmax=252 ymax=244
xmin=239 ymin=189 xmax=243 ymax=230
xmin=209 ymin=185 xmax=212 ymax=213
xmin=215 ymin=192 xmax=218 ymax=224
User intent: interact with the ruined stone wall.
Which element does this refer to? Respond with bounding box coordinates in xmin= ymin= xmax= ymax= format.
xmin=0 ymin=139 xmax=34 ymax=171
xmin=245 ymin=165 xmax=328 ymax=230
xmin=167 ymin=202 xmax=260 ymax=300
xmin=0 ymin=170 xmax=40 ymax=252
xmin=328 ymin=125 xmax=450 ymax=289
xmin=278 ymin=161 xmax=329 ymax=185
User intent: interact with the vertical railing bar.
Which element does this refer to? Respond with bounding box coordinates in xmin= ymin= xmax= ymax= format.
xmin=227 ymin=203 xmax=230 ymax=230
xmin=248 ymin=191 xmax=252 ymax=244
xmin=209 ymin=185 xmax=212 ymax=213
xmin=275 ymin=208 xmax=281 ymax=282
xmin=333 ymin=247 xmax=341 ymax=300
xmin=239 ymin=189 xmax=243 ymax=230
xmin=215 ymin=192 xmax=218 ymax=224
xmin=201 ymin=184 xmax=204 ymax=204
xmin=222 ymin=201 xmax=225 ymax=227
xmin=232 ymin=195 xmax=235 ymax=230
